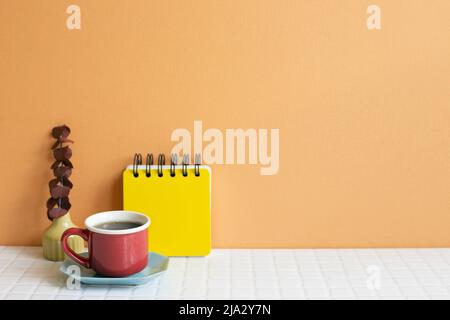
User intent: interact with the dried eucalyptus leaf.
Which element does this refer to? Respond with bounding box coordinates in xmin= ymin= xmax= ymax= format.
xmin=48 ymin=178 xmax=60 ymax=189
xmin=52 ymin=139 xmax=74 ymax=150
xmin=60 ymin=138 xmax=74 ymax=144
xmin=62 ymin=159 xmax=73 ymax=168
xmin=50 ymin=185 xmax=70 ymax=199
xmin=51 ymin=125 xmax=71 ymax=139
xmin=60 ymin=197 xmax=71 ymax=210
xmin=50 ymin=161 xmax=62 ymax=170
xmin=46 ymin=197 xmax=57 ymax=209
xmin=53 ymin=146 xmax=72 ymax=161
xmin=62 ymin=177 xmax=73 ymax=189
xmin=51 ymin=141 xmax=61 ymax=150
xmin=53 ymin=166 xmax=72 ymax=178
xmin=48 ymin=207 xmax=67 ymax=220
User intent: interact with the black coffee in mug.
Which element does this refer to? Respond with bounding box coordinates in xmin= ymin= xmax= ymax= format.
xmin=94 ymin=221 xmax=142 ymax=230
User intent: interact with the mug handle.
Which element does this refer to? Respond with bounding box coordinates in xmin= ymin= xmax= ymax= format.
xmin=61 ymin=228 xmax=91 ymax=268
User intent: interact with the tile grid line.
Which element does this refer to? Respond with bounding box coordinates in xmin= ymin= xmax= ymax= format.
xmin=1 ymin=247 xmax=450 ymax=300
xmin=335 ymin=250 xmax=358 ymax=300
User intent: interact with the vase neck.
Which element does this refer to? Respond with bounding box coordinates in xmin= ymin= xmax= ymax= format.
xmin=53 ymin=212 xmax=74 ymax=226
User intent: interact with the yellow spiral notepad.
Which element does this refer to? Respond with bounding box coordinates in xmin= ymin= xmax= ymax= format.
xmin=123 ymin=154 xmax=211 ymax=256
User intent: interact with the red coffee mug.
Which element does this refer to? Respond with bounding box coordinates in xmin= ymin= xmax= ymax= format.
xmin=61 ymin=211 xmax=150 ymax=277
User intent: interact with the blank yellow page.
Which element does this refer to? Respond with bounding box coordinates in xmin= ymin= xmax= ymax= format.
xmin=123 ymin=165 xmax=211 ymax=256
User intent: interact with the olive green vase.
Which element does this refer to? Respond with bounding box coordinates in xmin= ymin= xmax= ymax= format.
xmin=42 ymin=212 xmax=85 ymax=261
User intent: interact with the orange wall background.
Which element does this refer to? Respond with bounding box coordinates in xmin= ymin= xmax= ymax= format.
xmin=0 ymin=0 xmax=449 ymax=247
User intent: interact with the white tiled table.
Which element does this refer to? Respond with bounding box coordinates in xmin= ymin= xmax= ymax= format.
xmin=1 ymin=246 xmax=450 ymax=300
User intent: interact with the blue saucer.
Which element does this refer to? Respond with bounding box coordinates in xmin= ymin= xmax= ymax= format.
xmin=60 ymin=252 xmax=169 ymax=286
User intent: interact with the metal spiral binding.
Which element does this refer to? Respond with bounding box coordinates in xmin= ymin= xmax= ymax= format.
xmin=194 ymin=153 xmax=201 ymax=177
xmin=157 ymin=154 xmax=165 ymax=177
xmin=182 ymin=154 xmax=189 ymax=177
xmin=133 ymin=153 xmax=142 ymax=177
xmin=170 ymin=154 xmax=177 ymax=177
xmin=134 ymin=153 xmax=201 ymax=178
xmin=146 ymin=153 xmax=153 ymax=177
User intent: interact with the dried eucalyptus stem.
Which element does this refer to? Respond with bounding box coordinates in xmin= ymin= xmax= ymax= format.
xmin=46 ymin=125 xmax=74 ymax=220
